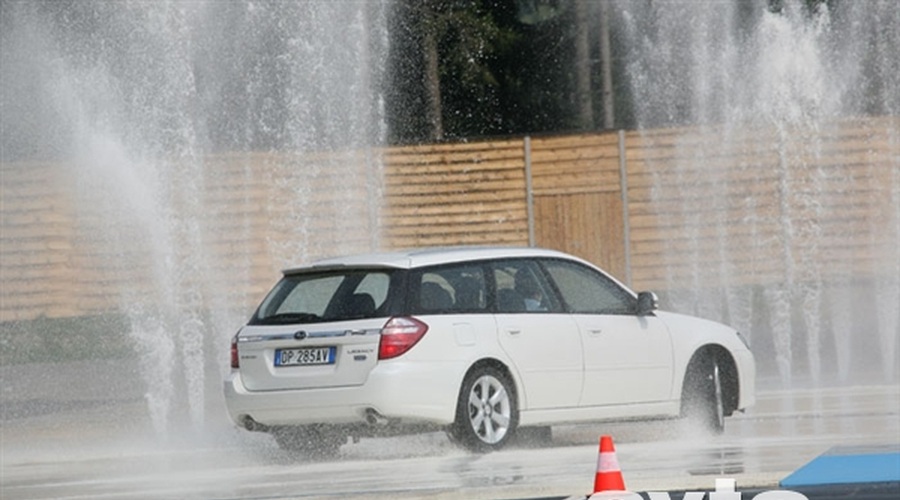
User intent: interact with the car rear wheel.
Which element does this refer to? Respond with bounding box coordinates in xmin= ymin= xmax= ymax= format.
xmin=682 ymin=355 xmax=725 ymax=434
xmin=271 ymin=425 xmax=346 ymax=458
xmin=449 ymin=365 xmax=518 ymax=452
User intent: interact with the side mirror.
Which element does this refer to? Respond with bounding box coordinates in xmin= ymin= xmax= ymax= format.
xmin=636 ymin=291 xmax=658 ymax=316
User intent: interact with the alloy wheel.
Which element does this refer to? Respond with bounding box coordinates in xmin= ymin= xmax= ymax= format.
xmin=466 ymin=374 xmax=512 ymax=445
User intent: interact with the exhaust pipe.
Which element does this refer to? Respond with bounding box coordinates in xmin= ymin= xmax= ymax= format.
xmin=365 ymin=408 xmax=389 ymax=426
xmin=240 ymin=415 xmax=268 ymax=432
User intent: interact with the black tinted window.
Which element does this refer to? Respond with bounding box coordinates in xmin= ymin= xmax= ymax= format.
xmin=543 ymin=260 xmax=635 ymax=314
xmin=491 ymin=260 xmax=562 ymax=313
xmin=252 ymin=270 xmax=392 ymax=324
xmin=413 ymin=264 xmax=487 ymax=314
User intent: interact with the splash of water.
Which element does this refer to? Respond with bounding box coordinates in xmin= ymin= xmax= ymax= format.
xmin=2 ymin=0 xmax=387 ymax=436
xmin=617 ymin=0 xmax=899 ymax=387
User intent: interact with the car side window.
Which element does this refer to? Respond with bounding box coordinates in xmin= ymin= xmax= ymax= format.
xmin=491 ymin=260 xmax=562 ymax=313
xmin=542 ymin=260 xmax=635 ymax=315
xmin=414 ymin=264 xmax=487 ymax=314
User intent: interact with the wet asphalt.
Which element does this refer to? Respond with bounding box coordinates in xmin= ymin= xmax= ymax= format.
xmin=1 ymin=360 xmax=898 ymax=500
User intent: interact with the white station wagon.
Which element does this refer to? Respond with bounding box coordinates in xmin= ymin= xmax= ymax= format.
xmin=224 ymin=247 xmax=755 ymax=454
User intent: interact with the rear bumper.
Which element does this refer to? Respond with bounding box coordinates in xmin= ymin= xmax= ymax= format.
xmin=223 ymin=360 xmax=464 ymax=429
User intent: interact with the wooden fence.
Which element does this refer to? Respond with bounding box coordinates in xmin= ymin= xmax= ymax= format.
xmin=1 ymin=116 xmax=897 ymax=322
xmin=625 ymin=117 xmax=898 ymax=290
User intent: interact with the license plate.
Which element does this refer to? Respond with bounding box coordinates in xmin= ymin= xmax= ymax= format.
xmin=275 ymin=346 xmax=335 ymax=367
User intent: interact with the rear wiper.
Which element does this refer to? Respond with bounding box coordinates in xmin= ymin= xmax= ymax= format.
xmin=257 ymin=312 xmax=321 ymax=325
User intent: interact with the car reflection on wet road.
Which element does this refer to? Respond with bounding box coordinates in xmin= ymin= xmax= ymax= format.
xmin=2 ymin=384 xmax=898 ymax=500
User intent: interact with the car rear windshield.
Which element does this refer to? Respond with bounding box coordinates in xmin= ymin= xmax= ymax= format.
xmin=250 ymin=268 xmax=396 ymax=325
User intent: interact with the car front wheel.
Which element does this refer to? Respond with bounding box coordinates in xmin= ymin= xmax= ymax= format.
xmin=682 ymin=355 xmax=725 ymax=434
xmin=449 ymin=365 xmax=518 ymax=452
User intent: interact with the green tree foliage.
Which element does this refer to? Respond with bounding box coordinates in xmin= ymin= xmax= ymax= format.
xmin=433 ymin=1 xmax=511 ymax=140
xmin=386 ymin=0 xmax=627 ymax=144
xmin=388 ymin=0 xmax=586 ymax=143
xmin=387 ymin=0 xmax=518 ymax=143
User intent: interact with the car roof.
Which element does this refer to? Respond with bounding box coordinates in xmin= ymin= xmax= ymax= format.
xmin=283 ymin=246 xmax=581 ymax=274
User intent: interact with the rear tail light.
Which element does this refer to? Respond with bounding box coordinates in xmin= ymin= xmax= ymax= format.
xmin=231 ymin=332 xmax=240 ymax=369
xmin=379 ymin=317 xmax=428 ymax=360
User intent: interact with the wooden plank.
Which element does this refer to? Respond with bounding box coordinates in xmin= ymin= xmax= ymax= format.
xmin=386 ymin=159 xmax=525 ymax=176
xmin=530 ymin=145 xmax=621 ymax=163
xmin=384 ymin=137 xmax=523 ymax=156
xmin=386 ymin=191 xmax=525 ymax=209
xmin=385 ymin=168 xmax=524 ymax=186
xmin=383 ymin=199 xmax=524 ymax=217
xmin=533 ymin=172 xmax=621 ymax=195
xmin=383 ymin=210 xmax=524 ymax=227
xmin=383 ymin=231 xmax=528 ymax=249
xmin=531 ymin=161 xmax=619 ymax=177
xmin=385 ymin=143 xmax=524 ymax=165
xmin=385 ymin=180 xmax=524 ymax=197
xmin=384 ymin=218 xmax=528 ymax=237
xmin=530 ymin=132 xmax=620 ymax=150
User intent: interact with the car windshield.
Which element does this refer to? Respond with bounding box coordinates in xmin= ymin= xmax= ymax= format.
xmin=251 ymin=269 xmax=393 ymax=325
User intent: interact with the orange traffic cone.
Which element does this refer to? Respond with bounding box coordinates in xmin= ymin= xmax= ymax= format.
xmin=592 ymin=435 xmax=626 ymax=493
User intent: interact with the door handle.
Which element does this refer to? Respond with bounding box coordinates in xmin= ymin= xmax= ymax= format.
xmin=589 ymin=329 xmax=603 ymax=335
xmin=507 ymin=329 xmax=522 ymax=336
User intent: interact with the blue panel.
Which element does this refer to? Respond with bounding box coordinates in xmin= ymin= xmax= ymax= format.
xmin=781 ymin=447 xmax=900 ymax=487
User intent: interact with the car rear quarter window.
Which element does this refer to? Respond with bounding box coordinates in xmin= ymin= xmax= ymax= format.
xmin=413 ymin=264 xmax=487 ymax=314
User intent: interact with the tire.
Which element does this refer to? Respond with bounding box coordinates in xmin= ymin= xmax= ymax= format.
xmin=271 ymin=425 xmax=346 ymax=458
xmin=449 ymin=365 xmax=518 ymax=452
xmin=682 ymin=355 xmax=725 ymax=434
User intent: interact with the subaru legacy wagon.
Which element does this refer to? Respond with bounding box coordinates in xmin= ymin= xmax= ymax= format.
xmin=224 ymin=246 xmax=755 ymax=454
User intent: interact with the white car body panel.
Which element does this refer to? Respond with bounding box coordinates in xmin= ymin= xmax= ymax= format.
xmin=237 ymin=319 xmax=383 ymax=392
xmin=576 ymin=313 xmax=674 ymax=406
xmin=225 ymin=357 xmax=469 ymax=425
xmin=518 ymin=401 xmax=680 ymax=427
xmin=495 ymin=312 xmax=583 ymax=409
xmin=654 ymin=310 xmax=756 ymax=411
xmin=223 ymin=246 xmax=756 ymax=439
